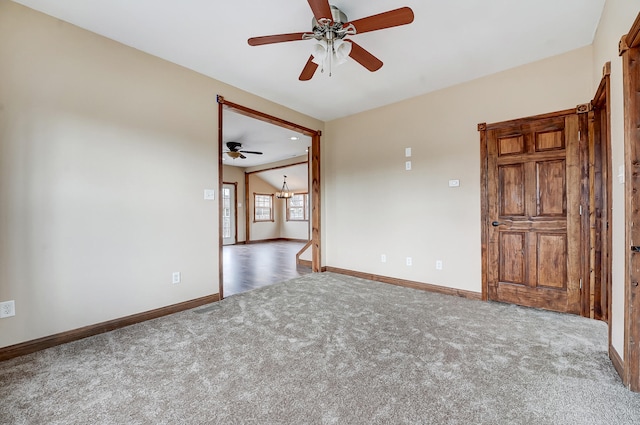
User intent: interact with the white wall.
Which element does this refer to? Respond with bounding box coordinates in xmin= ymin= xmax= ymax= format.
xmin=323 ymin=46 xmax=594 ymax=292
xmin=592 ymin=0 xmax=640 ymax=357
xmin=0 ymin=1 xmax=322 ymax=348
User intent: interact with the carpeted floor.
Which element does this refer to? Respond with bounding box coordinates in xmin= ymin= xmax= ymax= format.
xmin=1 ymin=272 xmax=640 ymax=424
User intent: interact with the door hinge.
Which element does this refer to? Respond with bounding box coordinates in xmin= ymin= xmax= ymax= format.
xmin=579 ymin=205 xmax=582 ymax=215
xmin=580 ymin=278 xmax=583 ymax=290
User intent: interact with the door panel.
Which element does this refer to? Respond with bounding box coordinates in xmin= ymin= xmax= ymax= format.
xmin=499 ymin=165 xmax=525 ymax=216
xmin=487 ymin=114 xmax=581 ymax=314
xmin=537 ymin=160 xmax=566 ymax=216
xmin=499 ymin=232 xmax=526 ymax=284
xmin=537 ymin=233 xmax=567 ymax=289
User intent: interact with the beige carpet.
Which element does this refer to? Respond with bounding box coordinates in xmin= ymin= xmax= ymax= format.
xmin=1 ymin=272 xmax=640 ymax=424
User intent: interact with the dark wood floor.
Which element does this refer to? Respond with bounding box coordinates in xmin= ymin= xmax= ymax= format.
xmin=222 ymin=240 xmax=312 ymax=297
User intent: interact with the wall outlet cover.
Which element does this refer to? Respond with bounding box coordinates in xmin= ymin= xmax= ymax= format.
xmin=0 ymin=300 xmax=16 ymax=318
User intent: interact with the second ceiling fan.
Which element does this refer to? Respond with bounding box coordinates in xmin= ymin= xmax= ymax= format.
xmin=248 ymin=1 xmax=414 ymax=81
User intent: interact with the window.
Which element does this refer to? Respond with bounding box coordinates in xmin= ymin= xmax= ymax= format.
xmin=287 ymin=193 xmax=309 ymax=221
xmin=254 ymin=193 xmax=273 ymax=222
xmin=222 ymin=187 xmax=231 ymax=238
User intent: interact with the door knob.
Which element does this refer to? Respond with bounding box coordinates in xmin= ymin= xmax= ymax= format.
xmin=491 ymin=221 xmax=502 ymax=227
xmin=632 ymin=246 xmax=640 ymax=253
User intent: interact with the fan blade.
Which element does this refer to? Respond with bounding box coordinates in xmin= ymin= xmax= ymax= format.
xmin=346 ymin=7 xmax=414 ymax=35
xmin=347 ymin=41 xmax=383 ymax=72
xmin=307 ymin=0 xmax=333 ymax=22
xmin=299 ymin=56 xmax=319 ymax=81
xmin=239 ymin=153 xmax=247 ymax=159
xmin=248 ymin=32 xmax=307 ymax=46
xmin=240 ymin=150 xmax=263 ymax=155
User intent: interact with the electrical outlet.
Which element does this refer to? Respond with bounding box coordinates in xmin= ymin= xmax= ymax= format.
xmin=436 ymin=260 xmax=443 ymax=270
xmin=0 ymin=300 xmax=15 ymax=318
xmin=405 ymin=161 xmax=412 ymax=171
xmin=406 ymin=257 xmax=412 ymax=266
xmin=172 ymin=272 xmax=181 ymax=284
xmin=381 ymin=254 xmax=387 ymax=263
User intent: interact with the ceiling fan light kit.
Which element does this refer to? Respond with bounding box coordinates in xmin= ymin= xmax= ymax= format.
xmin=247 ymin=1 xmax=414 ymax=81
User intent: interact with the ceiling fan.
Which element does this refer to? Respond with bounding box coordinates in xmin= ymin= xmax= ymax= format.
xmin=224 ymin=141 xmax=263 ymax=159
xmin=248 ymin=1 xmax=414 ymax=81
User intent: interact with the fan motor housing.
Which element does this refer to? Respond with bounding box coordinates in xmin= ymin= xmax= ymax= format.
xmin=312 ymin=5 xmax=348 ymax=29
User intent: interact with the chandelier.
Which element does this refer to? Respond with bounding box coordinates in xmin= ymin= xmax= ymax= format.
xmin=276 ymin=175 xmax=293 ymax=199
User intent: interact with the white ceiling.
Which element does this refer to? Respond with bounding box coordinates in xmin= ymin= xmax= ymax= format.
xmin=222 ymin=109 xmax=311 ymax=168
xmin=12 ymin=0 xmax=606 ymax=122
xmin=256 ymin=163 xmax=309 ymax=193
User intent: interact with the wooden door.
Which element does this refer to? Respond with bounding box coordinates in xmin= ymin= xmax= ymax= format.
xmin=485 ymin=113 xmax=581 ymax=314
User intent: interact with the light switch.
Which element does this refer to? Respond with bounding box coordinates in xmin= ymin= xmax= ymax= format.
xmin=204 ymin=189 xmax=215 ymax=200
xmin=405 ymin=147 xmax=412 ymax=157
xmin=449 ymin=179 xmax=460 ymax=187
xmin=405 ymin=161 xmax=412 ymax=171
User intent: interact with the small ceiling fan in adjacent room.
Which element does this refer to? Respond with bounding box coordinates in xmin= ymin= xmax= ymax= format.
xmin=248 ymin=0 xmax=414 ymax=81
xmin=224 ymin=141 xmax=263 ymax=159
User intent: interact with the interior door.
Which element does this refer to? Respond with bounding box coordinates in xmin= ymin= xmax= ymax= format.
xmin=486 ymin=113 xmax=581 ymax=314
xmin=222 ymin=183 xmax=236 ymax=245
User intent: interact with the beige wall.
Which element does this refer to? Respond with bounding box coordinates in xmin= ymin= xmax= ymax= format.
xmin=592 ymin=0 xmax=640 ymax=356
xmin=0 ymin=1 xmax=322 ymax=348
xmin=222 ymin=165 xmax=246 ymax=243
xmin=323 ymin=46 xmax=594 ymax=291
xmin=3 ymin=0 xmax=636 ymax=354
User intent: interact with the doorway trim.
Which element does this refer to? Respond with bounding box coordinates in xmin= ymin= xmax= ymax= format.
xmin=216 ymin=96 xmax=322 ymax=299
xmin=619 ymin=11 xmax=640 ymax=392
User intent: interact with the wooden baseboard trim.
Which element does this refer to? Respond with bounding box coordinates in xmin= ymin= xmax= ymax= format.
xmin=0 ymin=293 xmax=220 ymax=362
xmin=610 ymin=344 xmax=625 ymax=383
xmin=324 ymin=267 xmax=482 ymax=300
xmin=297 ymin=259 xmax=312 ymax=268
xmin=246 ymin=238 xmax=308 ymax=244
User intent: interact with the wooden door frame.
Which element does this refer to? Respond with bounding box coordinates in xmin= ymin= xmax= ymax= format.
xmin=590 ymin=62 xmax=612 ymax=326
xmin=479 ymin=107 xmax=590 ymax=311
xmin=619 ymin=12 xmax=640 ymax=392
xmin=216 ymin=96 xmax=322 ymax=300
